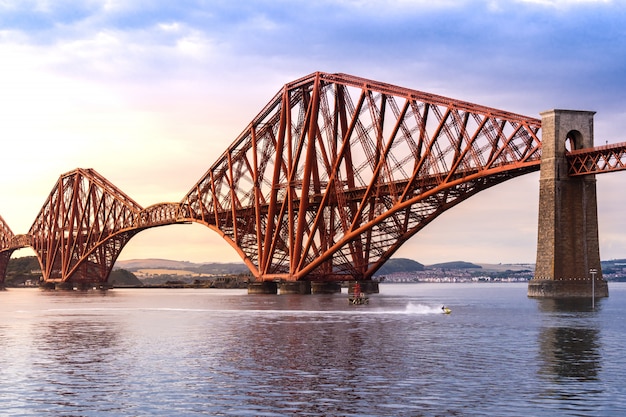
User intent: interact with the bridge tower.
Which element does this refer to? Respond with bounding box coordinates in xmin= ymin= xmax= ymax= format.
xmin=528 ymin=110 xmax=608 ymax=298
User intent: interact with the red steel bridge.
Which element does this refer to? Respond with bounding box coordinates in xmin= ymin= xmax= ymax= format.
xmin=1 ymin=72 xmax=625 ymax=287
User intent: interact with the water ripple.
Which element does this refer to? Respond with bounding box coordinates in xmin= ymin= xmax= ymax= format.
xmin=0 ymin=285 xmax=625 ymax=416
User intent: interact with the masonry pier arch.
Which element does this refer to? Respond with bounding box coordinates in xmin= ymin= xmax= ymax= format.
xmin=528 ymin=110 xmax=608 ymax=298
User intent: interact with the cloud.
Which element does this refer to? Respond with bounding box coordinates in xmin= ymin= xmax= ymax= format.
xmin=516 ymin=0 xmax=613 ymax=7
xmin=1 ymin=0 xmax=625 ymax=264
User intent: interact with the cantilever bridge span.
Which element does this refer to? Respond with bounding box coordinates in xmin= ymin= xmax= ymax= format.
xmin=181 ymin=72 xmax=546 ymax=283
xmin=0 ymin=168 xmax=189 ymax=285
xmin=1 ymin=72 xmax=625 ymax=288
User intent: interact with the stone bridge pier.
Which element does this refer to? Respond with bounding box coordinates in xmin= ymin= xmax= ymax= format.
xmin=528 ymin=109 xmax=609 ymax=298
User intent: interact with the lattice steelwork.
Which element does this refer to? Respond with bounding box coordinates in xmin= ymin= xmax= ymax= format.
xmin=0 ymin=215 xmax=15 ymax=284
xmin=29 ymin=168 xmax=145 ymax=283
xmin=0 ymin=214 xmax=13 ymax=252
xmin=182 ymin=72 xmax=543 ymax=282
xmin=567 ymin=142 xmax=626 ymax=176
xmin=140 ymin=202 xmax=186 ymax=227
xmin=0 ymin=216 xmax=31 ymax=284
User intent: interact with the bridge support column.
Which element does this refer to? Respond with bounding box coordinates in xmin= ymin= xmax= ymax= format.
xmin=248 ymin=281 xmax=278 ymax=294
xmin=528 ymin=110 xmax=608 ymax=298
xmin=55 ymin=282 xmax=75 ymax=291
xmin=42 ymin=281 xmax=112 ymax=291
xmin=311 ymin=282 xmax=342 ymax=294
xmin=279 ymin=281 xmax=311 ymax=295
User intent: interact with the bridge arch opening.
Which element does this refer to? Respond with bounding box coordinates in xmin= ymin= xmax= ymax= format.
xmin=393 ymin=174 xmax=541 ymax=265
xmin=565 ymin=130 xmax=584 ymax=151
xmin=116 ymin=223 xmax=250 ymax=284
xmin=118 ymin=222 xmax=242 ymax=263
xmin=119 ymin=223 xmax=246 ymax=264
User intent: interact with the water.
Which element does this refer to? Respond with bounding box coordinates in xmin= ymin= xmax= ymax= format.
xmin=0 ymin=283 xmax=625 ymax=416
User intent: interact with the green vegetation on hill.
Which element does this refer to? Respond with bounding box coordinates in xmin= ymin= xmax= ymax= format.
xmin=601 ymin=259 xmax=626 ymax=272
xmin=5 ymin=256 xmax=41 ymax=286
xmin=109 ymin=269 xmax=143 ymax=287
xmin=601 ymin=259 xmax=626 ymax=281
xmin=6 ymin=257 xmax=626 ymax=286
xmin=429 ymin=261 xmax=482 ymax=269
xmin=115 ymin=259 xmax=249 ymax=275
xmin=375 ymin=258 xmax=424 ymax=276
xmin=3 ymin=256 xmax=144 ymax=287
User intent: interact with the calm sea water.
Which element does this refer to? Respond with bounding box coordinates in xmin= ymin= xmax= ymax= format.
xmin=0 ymin=283 xmax=625 ymax=416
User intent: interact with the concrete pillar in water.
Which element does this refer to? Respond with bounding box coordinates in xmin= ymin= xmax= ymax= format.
xmin=278 ymin=281 xmax=311 ymax=295
xmin=247 ymin=281 xmax=278 ymax=294
xmin=55 ymin=281 xmax=75 ymax=291
xmin=50 ymin=281 xmax=109 ymax=291
xmin=311 ymin=282 xmax=342 ymax=294
xmin=528 ymin=110 xmax=608 ymax=298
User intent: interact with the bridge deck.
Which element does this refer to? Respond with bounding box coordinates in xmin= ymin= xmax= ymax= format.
xmin=567 ymin=141 xmax=626 ymax=176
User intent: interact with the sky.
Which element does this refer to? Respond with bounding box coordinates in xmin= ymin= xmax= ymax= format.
xmin=1 ymin=0 xmax=625 ymax=265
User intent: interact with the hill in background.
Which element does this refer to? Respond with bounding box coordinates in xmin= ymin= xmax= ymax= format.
xmin=428 ymin=261 xmax=482 ymax=270
xmin=113 ymin=258 xmax=250 ymax=286
xmin=109 ymin=269 xmax=144 ymax=287
xmin=4 ymin=256 xmax=40 ymax=286
xmin=3 ymin=256 xmax=145 ymax=287
xmin=115 ymin=259 xmax=250 ymax=275
xmin=375 ymin=258 xmax=424 ymax=275
xmin=5 ymin=256 xmax=626 ymax=286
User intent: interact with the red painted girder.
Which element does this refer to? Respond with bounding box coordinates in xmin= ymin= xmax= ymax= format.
xmin=0 ymin=215 xmax=13 ymax=251
xmin=181 ymin=72 xmax=543 ymax=282
xmin=28 ymin=169 xmax=189 ymax=283
xmin=283 ymin=73 xmax=539 ymax=125
xmin=28 ymin=168 xmax=144 ymax=282
xmin=0 ymin=215 xmax=13 ymax=283
xmin=567 ymin=142 xmax=626 ymax=176
xmin=0 ymin=217 xmax=31 ymax=284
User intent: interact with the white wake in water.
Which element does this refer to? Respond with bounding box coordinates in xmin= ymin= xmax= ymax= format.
xmin=403 ymin=302 xmax=448 ymax=315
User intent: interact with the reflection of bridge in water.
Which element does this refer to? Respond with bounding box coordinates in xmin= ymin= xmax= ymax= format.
xmin=537 ymin=299 xmax=601 ymax=383
xmin=1 ymin=72 xmax=625 ymax=296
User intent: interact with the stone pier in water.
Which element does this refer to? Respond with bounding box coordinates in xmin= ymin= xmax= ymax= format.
xmin=528 ymin=109 xmax=608 ymax=298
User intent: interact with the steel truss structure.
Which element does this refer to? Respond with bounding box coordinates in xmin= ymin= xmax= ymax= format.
xmin=567 ymin=142 xmax=626 ymax=176
xmin=0 ymin=216 xmax=30 ymax=284
xmin=181 ymin=72 xmax=543 ymax=282
xmin=0 ymin=215 xmax=15 ymax=283
xmin=27 ymin=168 xmax=185 ymax=283
xmin=3 ymin=72 xmax=624 ymax=285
